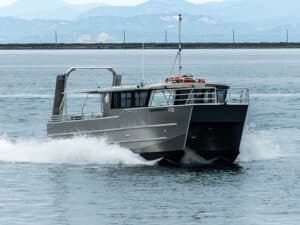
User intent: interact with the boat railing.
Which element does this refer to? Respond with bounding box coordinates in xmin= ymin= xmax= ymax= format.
xmin=227 ymin=88 xmax=250 ymax=104
xmin=149 ymin=87 xmax=249 ymax=107
xmin=50 ymin=112 xmax=103 ymax=123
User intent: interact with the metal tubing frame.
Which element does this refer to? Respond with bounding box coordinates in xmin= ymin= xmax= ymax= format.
xmin=60 ymin=66 xmax=118 ymax=116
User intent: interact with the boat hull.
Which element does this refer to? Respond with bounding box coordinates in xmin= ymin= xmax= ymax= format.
xmin=184 ymin=104 xmax=248 ymax=165
xmin=47 ymin=104 xmax=248 ymax=166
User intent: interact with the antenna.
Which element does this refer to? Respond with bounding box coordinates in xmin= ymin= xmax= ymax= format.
xmin=165 ymin=29 xmax=168 ymax=43
xmin=171 ymin=14 xmax=183 ymax=74
xmin=178 ymin=14 xmax=182 ymax=73
xmin=55 ymin=30 xmax=58 ymax=44
xmin=142 ymin=42 xmax=145 ymax=85
xmin=233 ymin=29 xmax=235 ymax=44
xmin=123 ymin=29 xmax=126 ymax=44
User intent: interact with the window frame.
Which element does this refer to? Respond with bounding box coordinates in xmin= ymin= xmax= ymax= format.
xmin=111 ymin=90 xmax=150 ymax=109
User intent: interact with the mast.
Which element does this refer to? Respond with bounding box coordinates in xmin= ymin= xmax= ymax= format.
xmin=170 ymin=14 xmax=183 ymax=74
xmin=178 ymin=14 xmax=182 ymax=73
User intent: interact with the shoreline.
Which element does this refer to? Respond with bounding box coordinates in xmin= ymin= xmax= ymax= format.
xmin=0 ymin=42 xmax=300 ymax=50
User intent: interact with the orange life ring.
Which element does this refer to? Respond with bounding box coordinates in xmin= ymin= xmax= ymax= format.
xmin=165 ymin=75 xmax=205 ymax=84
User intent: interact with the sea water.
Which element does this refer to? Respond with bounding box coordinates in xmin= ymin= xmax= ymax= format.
xmin=0 ymin=49 xmax=299 ymax=225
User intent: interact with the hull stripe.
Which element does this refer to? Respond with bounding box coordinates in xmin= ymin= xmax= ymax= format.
xmin=48 ymin=123 xmax=177 ymax=138
xmin=115 ymin=137 xmax=168 ymax=144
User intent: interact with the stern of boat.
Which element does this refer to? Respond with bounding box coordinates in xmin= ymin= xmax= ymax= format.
xmin=184 ymin=104 xmax=248 ymax=164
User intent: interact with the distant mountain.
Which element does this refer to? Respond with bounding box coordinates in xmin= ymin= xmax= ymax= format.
xmin=0 ymin=0 xmax=299 ymax=43
xmin=192 ymin=0 xmax=300 ymax=23
xmin=0 ymin=14 xmax=298 ymax=44
xmin=0 ymin=0 xmax=299 ymax=23
xmin=81 ymin=0 xmax=300 ymax=24
xmin=0 ymin=0 xmax=101 ymax=20
xmin=81 ymin=0 xmax=200 ymax=18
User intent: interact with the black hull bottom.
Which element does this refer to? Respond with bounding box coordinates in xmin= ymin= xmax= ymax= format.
xmin=141 ymin=105 xmax=248 ymax=166
xmin=141 ymin=150 xmax=184 ymax=161
xmin=182 ymin=104 xmax=247 ymax=165
xmin=141 ymin=149 xmax=239 ymax=166
xmin=184 ymin=122 xmax=244 ymax=164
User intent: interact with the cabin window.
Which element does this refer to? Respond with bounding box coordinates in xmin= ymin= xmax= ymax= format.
xmin=111 ymin=91 xmax=150 ymax=109
xmin=189 ymin=89 xmax=216 ymax=104
xmin=120 ymin=92 xmax=131 ymax=108
xmin=113 ymin=92 xmax=120 ymax=107
xmin=174 ymin=90 xmax=191 ymax=105
xmin=135 ymin=91 xmax=149 ymax=107
xmin=149 ymin=90 xmax=176 ymax=107
xmin=217 ymin=90 xmax=227 ymax=103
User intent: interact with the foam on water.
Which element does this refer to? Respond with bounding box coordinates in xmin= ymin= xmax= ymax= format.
xmin=0 ymin=127 xmax=296 ymax=165
xmin=179 ymin=126 xmax=286 ymax=166
xmin=238 ymin=125 xmax=283 ymax=162
xmin=0 ymin=136 xmax=154 ymax=166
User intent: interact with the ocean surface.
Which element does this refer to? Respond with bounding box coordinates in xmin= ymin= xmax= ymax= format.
xmin=0 ymin=49 xmax=299 ymax=225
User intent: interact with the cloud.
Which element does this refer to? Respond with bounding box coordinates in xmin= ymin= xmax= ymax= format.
xmin=198 ymin=17 xmax=217 ymax=25
xmin=160 ymin=16 xmax=179 ymax=22
xmin=167 ymin=25 xmax=175 ymax=29
xmin=0 ymin=0 xmax=16 ymax=7
xmin=77 ymin=34 xmax=92 ymax=43
xmin=96 ymin=32 xmax=110 ymax=42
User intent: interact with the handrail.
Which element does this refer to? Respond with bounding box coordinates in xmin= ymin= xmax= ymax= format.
xmin=227 ymin=88 xmax=250 ymax=104
xmin=149 ymin=87 xmax=249 ymax=106
xmin=64 ymin=67 xmax=117 ymax=78
xmin=59 ymin=66 xmax=121 ymax=117
xmin=81 ymin=93 xmax=90 ymax=116
xmin=149 ymin=88 xmax=217 ymax=106
xmin=64 ymin=66 xmax=120 ymax=88
xmin=50 ymin=113 xmax=103 ymax=123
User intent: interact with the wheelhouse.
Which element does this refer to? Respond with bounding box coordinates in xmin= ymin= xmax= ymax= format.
xmin=49 ymin=67 xmax=249 ymax=123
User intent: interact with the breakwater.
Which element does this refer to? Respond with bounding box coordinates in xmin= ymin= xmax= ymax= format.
xmin=1 ymin=42 xmax=300 ymax=49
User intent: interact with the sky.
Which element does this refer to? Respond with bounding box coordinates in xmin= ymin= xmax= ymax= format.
xmin=64 ymin=0 xmax=225 ymax=5
xmin=0 ymin=0 xmax=14 ymax=6
xmin=0 ymin=0 xmax=225 ymax=7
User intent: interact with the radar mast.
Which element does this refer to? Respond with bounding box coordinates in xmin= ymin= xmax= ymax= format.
xmin=171 ymin=14 xmax=183 ymax=74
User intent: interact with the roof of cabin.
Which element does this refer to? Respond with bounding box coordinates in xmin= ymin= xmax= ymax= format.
xmin=64 ymin=82 xmax=230 ymax=94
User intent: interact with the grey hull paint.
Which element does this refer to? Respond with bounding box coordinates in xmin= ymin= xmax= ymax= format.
xmin=47 ymin=104 xmax=248 ymax=163
xmin=47 ymin=105 xmax=193 ymax=154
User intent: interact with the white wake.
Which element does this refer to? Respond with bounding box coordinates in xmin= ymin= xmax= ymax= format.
xmin=0 ymin=136 xmax=154 ymax=166
xmin=238 ymin=125 xmax=283 ymax=162
xmin=0 ymin=126 xmax=295 ymax=165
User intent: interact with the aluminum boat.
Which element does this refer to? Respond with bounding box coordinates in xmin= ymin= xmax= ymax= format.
xmin=47 ymin=67 xmax=249 ymax=165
